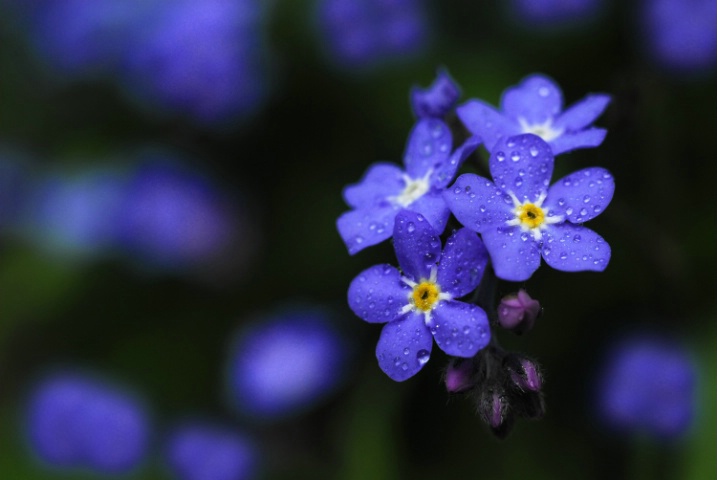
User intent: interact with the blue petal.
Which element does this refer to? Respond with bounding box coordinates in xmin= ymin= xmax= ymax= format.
xmin=554 ymin=94 xmax=611 ymax=131
xmin=343 ymin=162 xmax=405 ymax=209
xmin=403 ymin=119 xmax=452 ymax=179
xmin=489 ymin=134 xmax=554 ymax=202
xmin=457 ymin=100 xmax=519 ymax=152
xmin=437 ymin=228 xmax=489 ymax=298
xmin=549 ymin=128 xmax=607 ymax=155
xmin=482 ymin=226 xmax=542 ymax=281
xmin=429 ymin=301 xmax=490 ymax=357
xmin=443 ymin=174 xmax=513 ymax=233
xmin=410 ymin=69 xmax=461 ymax=119
xmin=337 ymin=206 xmax=397 ymax=255
xmin=431 ymin=135 xmax=480 ymax=188
xmin=543 ymin=167 xmax=614 ymax=223
xmin=348 ymin=264 xmax=412 ymax=324
xmin=393 ymin=210 xmax=441 ymax=281
xmin=376 ymin=312 xmax=433 ymax=382
xmin=541 ymin=224 xmax=610 ymax=272
xmin=408 ymin=193 xmax=450 ymax=235
xmin=501 ymin=74 xmax=563 ymax=124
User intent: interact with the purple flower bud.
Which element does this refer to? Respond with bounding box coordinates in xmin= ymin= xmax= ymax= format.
xmin=444 ymin=359 xmax=474 ymax=393
xmin=504 ymin=354 xmax=543 ymax=392
xmin=410 ymin=69 xmax=461 ymax=119
xmin=497 ymin=289 xmax=541 ymax=334
xmin=477 ymin=384 xmax=514 ymax=439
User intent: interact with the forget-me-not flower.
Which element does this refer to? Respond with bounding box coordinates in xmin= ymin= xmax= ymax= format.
xmin=348 ymin=210 xmax=491 ymax=381
xmin=444 ymin=134 xmax=614 ymax=281
xmin=337 ymin=119 xmax=480 ymax=254
xmin=458 ymin=74 xmax=610 ymax=155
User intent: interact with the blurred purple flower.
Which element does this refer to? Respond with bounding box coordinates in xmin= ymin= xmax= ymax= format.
xmin=166 ymin=422 xmax=257 ymax=480
xmin=337 ymin=119 xmax=479 ymax=254
xmin=121 ymin=0 xmax=268 ymax=123
xmin=118 ymin=159 xmax=238 ymax=268
xmin=507 ymin=0 xmax=604 ymax=29
xmin=26 ymin=372 xmax=150 ymax=473
xmin=458 ymin=74 xmax=611 ymax=155
xmin=18 ymin=0 xmax=139 ymax=75
xmin=316 ymin=0 xmax=430 ymax=69
xmin=640 ymin=0 xmax=716 ymax=73
xmin=596 ymin=334 xmax=696 ymax=439
xmin=348 ymin=210 xmax=491 ymax=382
xmin=444 ymin=134 xmax=614 ymax=281
xmin=227 ymin=307 xmax=349 ymax=420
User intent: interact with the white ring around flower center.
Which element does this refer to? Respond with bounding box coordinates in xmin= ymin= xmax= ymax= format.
xmin=505 ymin=191 xmax=563 ymax=241
xmin=399 ymin=266 xmax=452 ymax=324
xmin=518 ymin=117 xmax=564 ymax=142
xmin=390 ymin=169 xmax=432 ymax=207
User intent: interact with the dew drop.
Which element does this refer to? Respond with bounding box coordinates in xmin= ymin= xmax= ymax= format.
xmin=401 ymin=362 xmax=408 ymax=371
xmin=417 ymin=349 xmax=430 ymax=365
xmin=529 ymin=146 xmax=539 ymax=157
xmin=407 ymin=222 xmax=416 ymax=233
xmin=403 ymin=348 xmax=410 ymax=356
xmin=583 ymin=195 xmax=591 ymax=203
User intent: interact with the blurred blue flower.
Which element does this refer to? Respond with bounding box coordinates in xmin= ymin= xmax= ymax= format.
xmin=507 ymin=0 xmax=604 ymax=29
xmin=410 ymin=69 xmax=461 ymax=119
xmin=227 ymin=306 xmax=349 ymax=421
xmin=337 ymin=119 xmax=479 ymax=254
xmin=17 ymin=0 xmax=139 ymax=76
xmin=26 ymin=372 xmax=150 ymax=474
xmin=316 ymin=0 xmax=430 ymax=69
xmin=118 ymin=158 xmax=239 ymax=269
xmin=596 ymin=334 xmax=696 ymax=439
xmin=348 ymin=210 xmax=491 ymax=382
xmin=444 ymin=134 xmax=614 ymax=281
xmin=458 ymin=74 xmax=611 ymax=155
xmin=25 ymin=167 xmax=128 ymax=258
xmin=640 ymin=0 xmax=716 ymax=73
xmin=0 ymin=150 xmax=32 ymax=230
xmin=121 ymin=0 xmax=268 ymax=123
xmin=166 ymin=422 xmax=257 ymax=480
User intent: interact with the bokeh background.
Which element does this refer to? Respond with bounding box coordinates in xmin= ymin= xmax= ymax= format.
xmin=0 ymin=0 xmax=714 ymax=479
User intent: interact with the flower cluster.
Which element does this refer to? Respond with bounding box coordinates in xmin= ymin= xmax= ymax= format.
xmin=338 ymin=71 xmax=614 ymax=436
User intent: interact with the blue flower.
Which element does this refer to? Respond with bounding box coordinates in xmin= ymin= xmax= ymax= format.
xmin=444 ymin=134 xmax=614 ymax=281
xmin=348 ymin=210 xmax=491 ymax=382
xmin=410 ymin=69 xmax=461 ymax=119
xmin=596 ymin=334 xmax=696 ymax=439
xmin=640 ymin=0 xmax=716 ymax=73
xmin=165 ymin=422 xmax=257 ymax=480
xmin=26 ymin=372 xmax=150 ymax=474
xmin=316 ymin=0 xmax=430 ymax=69
xmin=458 ymin=74 xmax=611 ymax=155
xmin=337 ymin=119 xmax=480 ymax=254
xmin=226 ymin=306 xmax=349 ymax=421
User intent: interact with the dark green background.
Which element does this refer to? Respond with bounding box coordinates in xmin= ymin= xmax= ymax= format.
xmin=0 ymin=1 xmax=714 ymax=479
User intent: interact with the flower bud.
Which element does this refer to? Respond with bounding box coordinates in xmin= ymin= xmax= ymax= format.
xmin=504 ymin=354 xmax=543 ymax=392
xmin=444 ymin=359 xmax=474 ymax=394
xmin=497 ymin=289 xmax=541 ymax=334
xmin=477 ymin=383 xmax=514 ymax=439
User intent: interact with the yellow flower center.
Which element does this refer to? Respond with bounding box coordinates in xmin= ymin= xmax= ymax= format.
xmin=517 ymin=203 xmax=545 ymax=229
xmin=412 ymin=282 xmax=440 ymax=311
